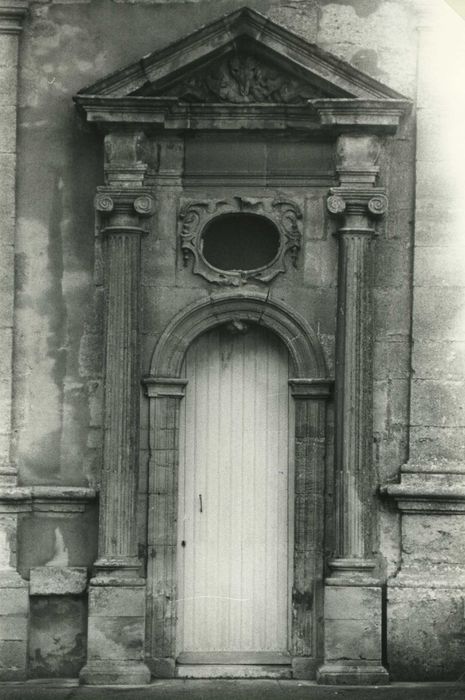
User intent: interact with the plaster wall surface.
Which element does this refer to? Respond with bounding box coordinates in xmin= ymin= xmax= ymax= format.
xmin=3 ymin=0 xmax=463 ymax=683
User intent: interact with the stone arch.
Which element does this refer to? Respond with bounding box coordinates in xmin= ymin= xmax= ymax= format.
xmin=149 ymin=292 xmax=328 ymax=379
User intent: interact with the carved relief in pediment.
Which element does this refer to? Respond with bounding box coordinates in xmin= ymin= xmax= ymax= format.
xmin=165 ymin=53 xmax=327 ymax=104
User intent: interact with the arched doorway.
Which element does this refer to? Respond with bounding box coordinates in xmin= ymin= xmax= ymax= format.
xmin=177 ymin=324 xmax=292 ymax=664
xmin=143 ymin=293 xmax=332 ymax=678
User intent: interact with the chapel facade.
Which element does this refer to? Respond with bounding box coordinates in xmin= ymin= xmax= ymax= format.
xmin=0 ymin=0 xmax=464 ymax=686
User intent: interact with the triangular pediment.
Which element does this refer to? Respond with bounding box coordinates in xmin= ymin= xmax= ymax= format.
xmin=77 ymin=7 xmax=406 ymax=102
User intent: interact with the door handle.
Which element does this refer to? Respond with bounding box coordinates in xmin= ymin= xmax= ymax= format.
xmin=199 ymin=494 xmax=203 ymax=513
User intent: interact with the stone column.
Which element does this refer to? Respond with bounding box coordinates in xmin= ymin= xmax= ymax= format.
xmin=80 ymin=133 xmax=154 ymax=685
xmin=318 ymin=134 xmax=389 ymax=685
xmin=0 ymin=2 xmax=29 ymax=681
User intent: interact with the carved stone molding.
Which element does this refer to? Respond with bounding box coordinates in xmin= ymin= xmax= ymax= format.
xmin=0 ymin=3 xmax=29 ymax=35
xmin=381 ymin=460 xmax=465 ymax=515
xmin=179 ymin=196 xmax=302 ymax=286
xmin=149 ymin=292 xmax=329 ymax=380
xmin=310 ymin=98 xmax=410 ymax=134
xmin=165 ymin=52 xmax=327 ymax=104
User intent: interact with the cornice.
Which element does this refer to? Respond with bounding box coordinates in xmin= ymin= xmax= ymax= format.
xmin=310 ymin=98 xmax=411 ymax=134
xmin=0 ymin=2 xmax=28 ymax=35
xmin=74 ymin=94 xmax=412 ymax=135
xmin=0 ymin=485 xmax=97 ymax=513
xmin=76 ymin=7 xmax=407 ymax=102
xmin=381 ymin=462 xmax=465 ymax=514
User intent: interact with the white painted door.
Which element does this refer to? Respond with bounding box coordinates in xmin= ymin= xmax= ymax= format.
xmin=177 ymin=324 xmax=292 ymax=664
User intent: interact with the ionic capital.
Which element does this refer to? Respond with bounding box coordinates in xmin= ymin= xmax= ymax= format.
xmin=94 ymin=188 xmax=155 ymax=235
xmin=95 ymin=190 xmax=155 ymax=216
xmin=327 ymin=188 xmax=388 ymax=219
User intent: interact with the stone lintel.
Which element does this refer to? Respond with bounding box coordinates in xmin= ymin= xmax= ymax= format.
xmin=30 ymin=566 xmax=88 ymax=595
xmin=74 ymin=96 xmax=323 ymax=131
xmin=289 ymin=378 xmax=333 ymax=399
xmin=310 ymin=98 xmax=411 ymax=133
xmin=143 ymin=376 xmax=187 ymax=398
xmin=0 ymin=3 xmax=29 ymax=35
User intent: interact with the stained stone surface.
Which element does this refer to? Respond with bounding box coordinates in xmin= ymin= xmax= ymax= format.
xmin=28 ymin=596 xmax=87 ymax=678
xmin=0 ymin=0 xmax=463 ymax=686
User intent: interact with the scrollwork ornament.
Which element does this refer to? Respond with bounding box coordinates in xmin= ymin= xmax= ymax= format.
xmin=134 ymin=195 xmax=155 ymax=216
xmin=179 ymin=196 xmax=303 ymax=285
xmin=94 ymin=194 xmax=114 ymax=213
xmin=327 ymin=195 xmax=346 ymax=215
xmin=368 ymin=194 xmax=388 ymax=217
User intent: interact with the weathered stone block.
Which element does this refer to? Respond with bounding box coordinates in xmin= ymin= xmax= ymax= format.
xmin=414 ymin=245 xmax=465 ymax=288
xmin=0 ymin=107 xmax=16 ymax=152
xmin=410 ymin=426 xmax=465 ymax=462
xmin=304 ymin=194 xmax=327 ymax=241
xmin=88 ymin=585 xmax=145 ymax=617
xmin=0 ymin=615 xmax=27 ymax=641
xmin=402 ymin=514 xmax=465 ymax=566
xmin=412 ymin=340 xmax=465 ymax=380
xmin=323 ymin=586 xmax=383 ymax=667
xmin=374 ymin=339 xmax=410 ymax=380
xmin=374 ymin=288 xmax=411 ymax=337
xmin=411 ymin=379 xmax=465 ymax=427
xmin=87 ymin=616 xmax=145 ymax=660
xmin=0 ymin=586 xmax=28 ymax=615
xmin=28 ymin=596 xmax=87 ymax=678
xmin=325 ymin=585 xmax=381 ymax=621
xmin=387 ymin=586 xmax=465 ymax=681
xmin=325 ymin=619 xmax=382 ymax=662
xmin=374 ymin=240 xmax=411 ymax=289
xmin=0 ymin=639 xmax=27 ymax=680
xmin=30 ymin=566 xmax=87 ymax=595
xmin=413 ymin=288 xmax=465 ymax=341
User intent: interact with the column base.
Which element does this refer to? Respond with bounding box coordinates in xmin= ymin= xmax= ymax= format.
xmin=81 ymin=579 xmax=151 ymax=685
xmin=317 ymin=662 xmax=389 ymax=685
xmin=320 ymin=583 xmax=388 ymax=685
xmin=79 ymin=660 xmax=151 ymax=685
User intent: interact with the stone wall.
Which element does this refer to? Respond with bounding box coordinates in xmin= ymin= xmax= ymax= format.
xmin=386 ymin=1 xmax=465 ymax=681
xmin=0 ymin=0 xmax=462 ymax=683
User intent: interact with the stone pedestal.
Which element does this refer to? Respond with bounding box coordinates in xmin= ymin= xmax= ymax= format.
xmin=80 ymin=582 xmax=149 ymax=685
xmin=318 ymin=585 xmax=387 ymax=685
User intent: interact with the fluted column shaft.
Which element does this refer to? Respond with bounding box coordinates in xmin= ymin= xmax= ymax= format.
xmin=94 ymin=189 xmax=154 ymax=577
xmin=334 ymin=224 xmax=375 ymax=563
xmin=327 ymin=135 xmax=388 ymax=580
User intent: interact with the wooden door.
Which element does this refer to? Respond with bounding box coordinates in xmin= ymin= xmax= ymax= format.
xmin=177 ymin=324 xmax=292 ymax=664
